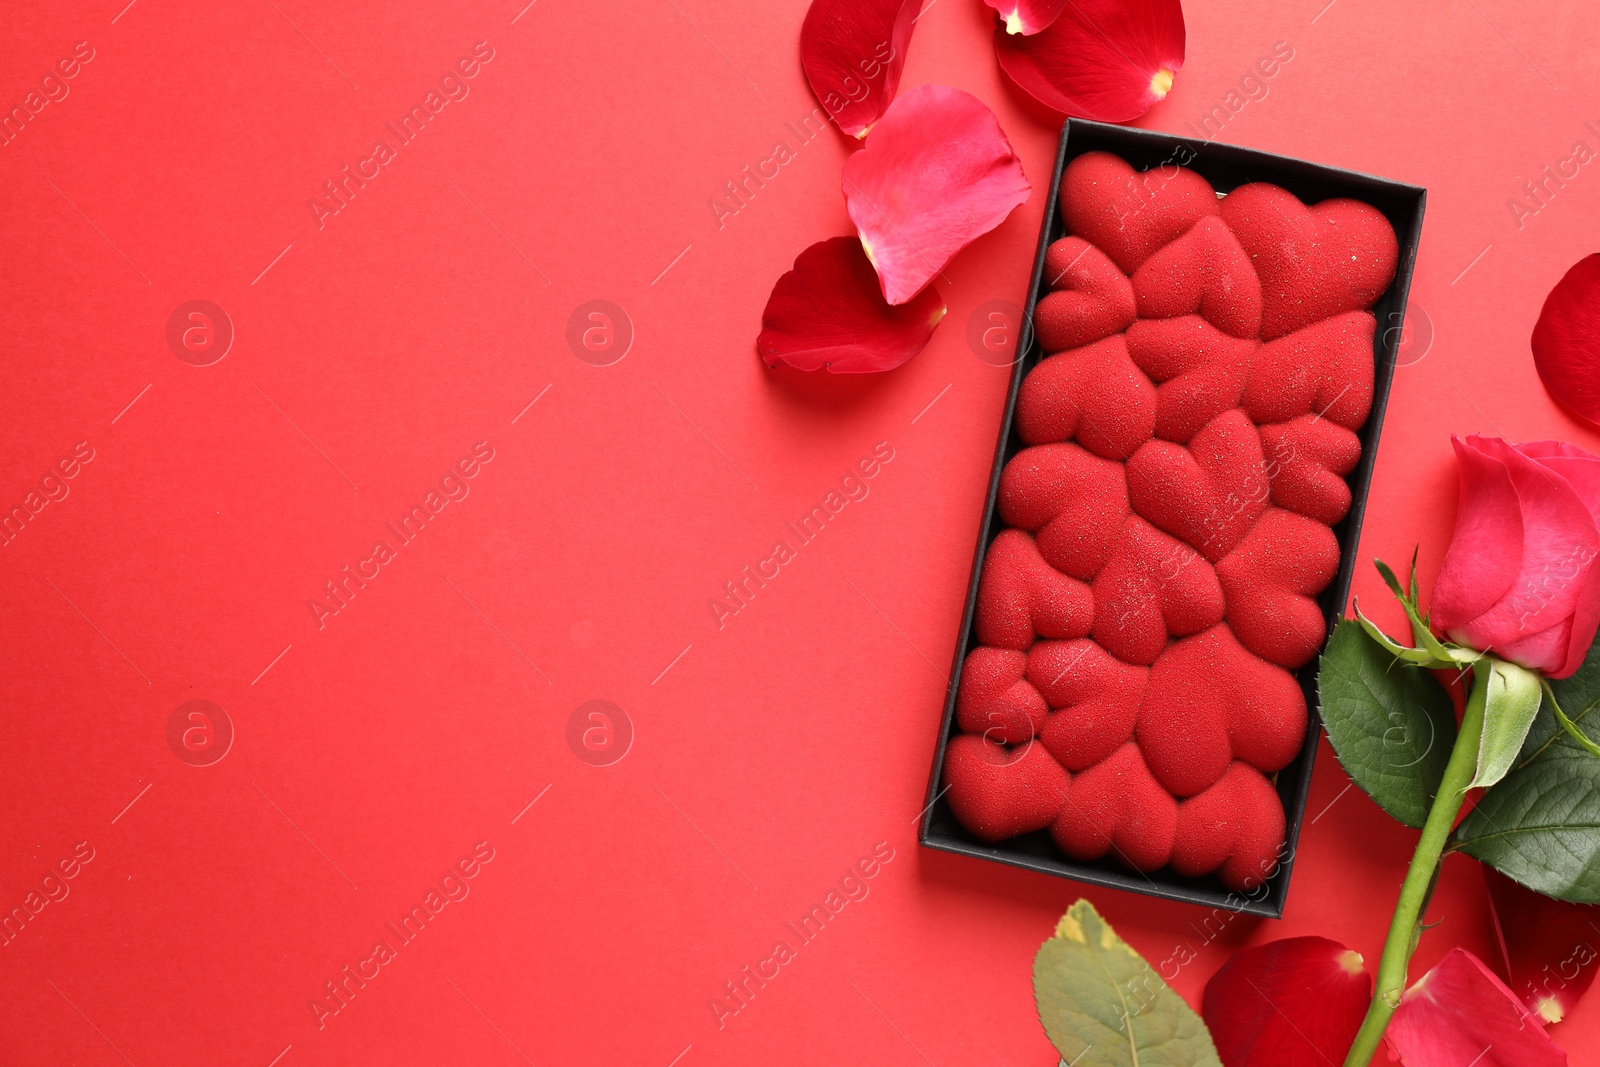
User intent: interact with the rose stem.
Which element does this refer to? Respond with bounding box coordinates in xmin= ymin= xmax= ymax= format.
xmin=1341 ymin=666 xmax=1487 ymax=1067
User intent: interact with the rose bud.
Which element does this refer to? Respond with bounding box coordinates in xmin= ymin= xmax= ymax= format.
xmin=1431 ymin=435 xmax=1600 ymax=679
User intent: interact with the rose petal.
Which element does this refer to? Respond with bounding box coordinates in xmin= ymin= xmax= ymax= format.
xmin=1485 ymin=865 xmax=1600 ymax=1025
xmin=1432 ymin=435 xmax=1600 ymax=676
xmin=1201 ymin=936 xmax=1371 ymax=1067
xmin=1432 ymin=435 xmax=1524 ymax=630
xmin=983 ymin=0 xmax=1071 ymax=35
xmin=1388 ymin=948 xmax=1567 ymax=1067
xmin=800 ymin=0 xmax=920 ymax=138
xmin=842 ymin=84 xmax=1031 ymax=305
xmin=1517 ymin=440 xmax=1600 ymax=529
xmin=1456 ymin=434 xmax=1596 ymax=634
xmin=757 ymin=236 xmax=946 ymax=373
xmin=994 ymin=0 xmax=1185 ymax=121
xmin=1532 ymin=254 xmax=1600 ymax=425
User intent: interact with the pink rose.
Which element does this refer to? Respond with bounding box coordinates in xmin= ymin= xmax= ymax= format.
xmin=1431 ymin=435 xmax=1600 ymax=678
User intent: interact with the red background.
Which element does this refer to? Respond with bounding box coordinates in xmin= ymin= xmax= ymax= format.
xmin=3 ymin=0 xmax=1598 ymax=1063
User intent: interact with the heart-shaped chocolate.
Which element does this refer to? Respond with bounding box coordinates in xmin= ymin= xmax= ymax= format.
xmin=1027 ymin=638 xmax=1146 ymax=771
xmin=1259 ymin=415 xmax=1362 ymax=526
xmin=1136 ymin=624 xmax=1308 ymax=797
xmin=1170 ymin=761 xmax=1287 ymax=892
xmin=1091 ymin=516 xmax=1224 ymax=665
xmin=1126 ymin=408 xmax=1269 ymax=562
xmin=1015 ymin=334 xmax=1157 ymax=460
xmin=998 ymin=443 xmax=1129 ymax=580
xmin=1216 ymin=508 xmax=1339 ymax=669
xmin=1132 ymin=216 xmax=1262 ymax=339
xmin=942 ymin=734 xmax=1069 ymax=843
xmin=1243 ymin=311 xmax=1376 ymax=430
xmin=1126 ymin=316 xmax=1259 ymax=445
xmin=1050 ymin=742 xmax=1178 ymax=871
xmin=1221 ymin=183 xmax=1398 ymax=339
xmin=957 ymin=646 xmax=1048 ymax=745
xmin=1060 ymin=150 xmax=1222 ymax=275
xmin=975 ymin=529 xmax=1094 ymax=650
xmin=1034 ymin=236 xmax=1137 ymax=352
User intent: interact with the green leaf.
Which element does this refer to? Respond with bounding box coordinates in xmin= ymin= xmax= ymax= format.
xmin=1455 ymin=639 xmax=1600 ymax=902
xmin=1545 ymin=678 xmax=1600 ymax=758
xmin=1353 ymin=599 xmax=1445 ymax=667
xmin=1317 ymin=619 xmax=1458 ymax=829
xmin=1034 ymin=899 xmax=1221 ymax=1067
xmin=1374 ymin=556 xmax=1458 ymax=663
xmin=1469 ymin=657 xmax=1545 ymax=790
xmin=1373 ymin=557 xmax=1409 ymax=602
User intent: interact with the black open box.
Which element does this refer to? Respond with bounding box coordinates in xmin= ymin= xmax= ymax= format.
xmin=917 ymin=118 xmax=1426 ymax=917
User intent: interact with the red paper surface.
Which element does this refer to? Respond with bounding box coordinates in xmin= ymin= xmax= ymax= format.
xmin=3 ymin=1 xmax=1598 ymax=1064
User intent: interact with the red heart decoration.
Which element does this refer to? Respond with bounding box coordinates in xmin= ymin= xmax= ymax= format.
xmin=1015 ymin=334 xmax=1157 ymax=460
xmin=943 ymin=734 xmax=1069 ymax=843
xmin=975 ymin=529 xmax=1094 ymax=650
xmin=956 ymin=647 xmax=1048 ymax=745
xmin=1126 ymin=408 xmax=1268 ymax=562
xmin=1171 ymin=761 xmax=1287 ymax=891
xmin=1034 ymin=236 xmax=1137 ymax=352
xmin=1136 ymin=624 xmax=1307 ymax=797
xmin=998 ymin=443 xmax=1129 ymax=580
xmin=1132 ymin=216 xmax=1262 ymax=339
xmin=1217 ymin=508 xmax=1339 ymax=669
xmin=1028 ymin=638 xmax=1147 ymax=771
xmin=1243 ymin=311 xmax=1376 ymax=430
xmin=1051 ymin=742 xmax=1178 ymax=871
xmin=1091 ymin=515 xmax=1224 ymax=665
xmin=1259 ymin=415 xmax=1362 ymax=526
xmin=1126 ymin=316 xmax=1259 ymax=444
xmin=1059 ymin=150 xmax=1222 ymax=275
xmin=1220 ymin=183 xmax=1399 ymax=339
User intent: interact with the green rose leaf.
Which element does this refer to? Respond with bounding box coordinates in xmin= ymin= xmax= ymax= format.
xmin=1317 ymin=619 xmax=1458 ymax=829
xmin=1033 ymin=899 xmax=1221 ymax=1067
xmin=1455 ymin=639 xmax=1600 ymax=902
xmin=1468 ymin=657 xmax=1545 ymax=790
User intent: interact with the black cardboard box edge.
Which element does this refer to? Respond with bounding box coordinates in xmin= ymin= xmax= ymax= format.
xmin=917 ymin=118 xmax=1426 ymax=918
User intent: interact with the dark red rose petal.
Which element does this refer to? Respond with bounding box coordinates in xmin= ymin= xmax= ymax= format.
xmin=842 ymin=83 xmax=1031 ymax=305
xmin=757 ymin=236 xmax=945 ymax=373
xmin=800 ymin=0 xmax=920 ymax=138
xmin=1202 ymin=936 xmax=1371 ymax=1067
xmin=983 ymin=0 xmax=1070 ymax=35
xmin=1486 ymin=865 xmax=1600 ymax=1025
xmin=995 ymin=0 xmax=1185 ymax=121
xmin=1532 ymin=253 xmax=1600 ymax=425
xmin=1388 ymin=948 xmax=1567 ymax=1067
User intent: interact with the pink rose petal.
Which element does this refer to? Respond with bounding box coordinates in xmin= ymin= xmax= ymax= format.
xmin=1432 ymin=435 xmax=1600 ymax=678
xmin=800 ymin=0 xmax=920 ymax=138
xmin=1388 ymin=948 xmax=1567 ymax=1067
xmin=982 ymin=0 xmax=1071 ymax=35
xmin=1201 ymin=936 xmax=1371 ymax=1067
xmin=842 ymin=84 xmax=1031 ymax=305
xmin=1486 ymin=865 xmax=1600 ymax=1025
xmin=994 ymin=0 xmax=1185 ymax=121
xmin=757 ymin=236 xmax=946 ymax=373
xmin=1532 ymin=254 xmax=1600 ymax=426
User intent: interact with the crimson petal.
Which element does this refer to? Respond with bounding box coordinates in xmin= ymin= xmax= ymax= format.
xmin=799 ymin=0 xmax=919 ymax=138
xmin=1387 ymin=948 xmax=1567 ymax=1067
xmin=1201 ymin=936 xmax=1371 ymax=1067
xmin=1486 ymin=865 xmax=1600 ymax=1025
xmin=983 ymin=0 xmax=1071 ymax=35
xmin=757 ymin=236 xmax=945 ymax=373
xmin=995 ymin=0 xmax=1185 ymax=121
xmin=1532 ymin=253 xmax=1600 ymax=425
xmin=842 ymin=84 xmax=1031 ymax=305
